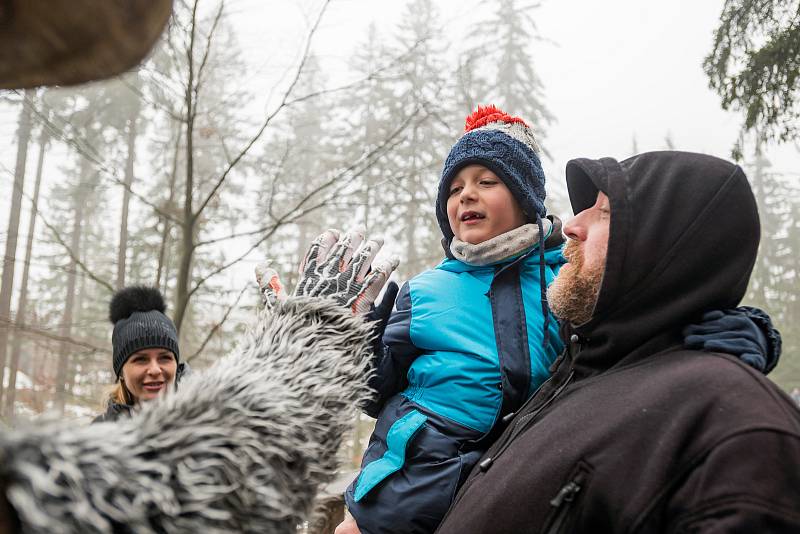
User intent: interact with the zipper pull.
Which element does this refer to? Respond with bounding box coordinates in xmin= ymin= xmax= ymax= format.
xmin=549 ymin=480 xmax=582 ymax=507
xmin=569 ymin=333 xmax=585 ymax=359
xmin=478 ymin=457 xmax=494 ymax=472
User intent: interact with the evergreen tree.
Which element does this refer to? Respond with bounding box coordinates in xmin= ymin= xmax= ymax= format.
xmin=742 ymin=150 xmax=800 ymax=389
xmin=385 ymin=0 xmax=457 ymax=277
xmin=462 ymin=0 xmax=554 ymax=141
xmin=704 ymin=0 xmax=800 ymax=151
xmin=338 ymin=23 xmax=408 ymax=243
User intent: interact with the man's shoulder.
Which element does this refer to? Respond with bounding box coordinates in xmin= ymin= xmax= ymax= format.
xmin=640 ymin=349 xmax=800 ymax=430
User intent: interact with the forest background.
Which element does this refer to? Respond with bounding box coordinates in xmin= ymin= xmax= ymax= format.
xmin=1 ymin=0 xmax=798 ymax=469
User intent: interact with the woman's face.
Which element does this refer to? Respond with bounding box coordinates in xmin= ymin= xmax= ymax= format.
xmin=120 ymin=348 xmax=177 ymax=403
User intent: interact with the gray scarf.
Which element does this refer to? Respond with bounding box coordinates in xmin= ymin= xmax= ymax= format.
xmin=449 ymin=221 xmax=552 ymax=266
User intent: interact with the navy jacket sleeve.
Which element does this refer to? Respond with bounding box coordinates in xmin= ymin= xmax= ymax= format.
xmin=363 ymin=282 xmax=423 ymax=418
xmin=682 ymin=306 xmax=782 ymax=374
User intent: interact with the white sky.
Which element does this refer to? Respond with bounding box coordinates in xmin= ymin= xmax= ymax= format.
xmin=222 ymin=0 xmax=798 ymax=205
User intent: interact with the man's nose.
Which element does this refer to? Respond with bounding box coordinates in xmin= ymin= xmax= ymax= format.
xmin=563 ymin=216 xmax=585 ymax=241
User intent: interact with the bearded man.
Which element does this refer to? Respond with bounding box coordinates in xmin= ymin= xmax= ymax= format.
xmin=435 ymin=151 xmax=800 ymax=533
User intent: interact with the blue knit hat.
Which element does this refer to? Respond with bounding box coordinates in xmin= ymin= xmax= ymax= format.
xmin=436 ymin=105 xmax=546 ymax=243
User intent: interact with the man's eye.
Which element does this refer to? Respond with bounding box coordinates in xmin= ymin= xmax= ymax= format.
xmin=449 ymin=187 xmax=462 ymax=196
xmin=480 ymin=180 xmax=497 ymax=186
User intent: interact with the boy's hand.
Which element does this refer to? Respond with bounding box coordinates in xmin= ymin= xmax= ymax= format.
xmin=255 ymin=262 xmax=287 ymax=308
xmin=256 ymin=227 xmax=399 ymax=315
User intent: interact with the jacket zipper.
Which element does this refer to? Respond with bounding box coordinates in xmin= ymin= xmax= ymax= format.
xmin=544 ymin=469 xmax=587 ymax=534
xmin=509 ymin=333 xmax=582 ymax=438
xmin=490 ymin=367 xmax=575 ymax=462
xmin=443 ymin=339 xmax=582 ymax=521
xmin=445 ymin=365 xmax=576 ymax=520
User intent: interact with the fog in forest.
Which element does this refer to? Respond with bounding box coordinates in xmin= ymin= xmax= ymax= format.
xmin=1 ymin=0 xmax=797 ymax=457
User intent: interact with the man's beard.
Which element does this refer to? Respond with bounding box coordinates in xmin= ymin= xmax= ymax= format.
xmin=547 ymin=240 xmax=605 ymax=325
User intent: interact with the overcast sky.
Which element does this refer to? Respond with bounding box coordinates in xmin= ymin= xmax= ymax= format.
xmin=219 ymin=0 xmax=797 ymax=206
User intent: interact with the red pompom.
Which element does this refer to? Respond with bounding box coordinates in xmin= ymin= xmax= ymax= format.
xmin=464 ymin=105 xmax=528 ymax=132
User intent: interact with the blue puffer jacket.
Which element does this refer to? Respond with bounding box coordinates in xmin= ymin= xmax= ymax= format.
xmin=346 ymin=241 xmax=565 ymax=534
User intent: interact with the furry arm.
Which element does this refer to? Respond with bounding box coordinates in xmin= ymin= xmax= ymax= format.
xmin=0 ymin=297 xmax=374 ymax=534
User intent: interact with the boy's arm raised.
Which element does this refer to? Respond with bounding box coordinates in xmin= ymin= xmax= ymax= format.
xmin=363 ymin=281 xmax=423 ymax=418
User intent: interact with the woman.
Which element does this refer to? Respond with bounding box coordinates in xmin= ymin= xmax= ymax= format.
xmin=93 ymin=286 xmax=181 ymax=422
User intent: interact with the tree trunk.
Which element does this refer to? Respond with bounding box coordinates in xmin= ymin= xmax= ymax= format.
xmin=156 ymin=128 xmax=182 ymax=292
xmin=0 ymin=91 xmax=33 ymax=406
xmin=173 ymin=5 xmax=198 ymax=335
xmin=173 ymin=132 xmax=195 ymax=335
xmin=54 ymin=169 xmax=88 ymax=413
xmin=116 ymin=114 xmax=138 ymax=289
xmin=3 ymin=127 xmax=48 ymax=419
xmin=405 ymin=123 xmax=420 ymax=275
xmin=748 ymin=150 xmax=769 ymax=304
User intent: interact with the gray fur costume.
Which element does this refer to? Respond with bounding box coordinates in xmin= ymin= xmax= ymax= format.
xmin=0 ymin=297 xmax=373 ymax=533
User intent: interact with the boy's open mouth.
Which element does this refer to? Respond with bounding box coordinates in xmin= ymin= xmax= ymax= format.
xmin=460 ymin=211 xmax=485 ymax=222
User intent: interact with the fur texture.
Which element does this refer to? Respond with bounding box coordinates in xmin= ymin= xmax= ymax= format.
xmin=0 ymin=297 xmax=374 ymax=533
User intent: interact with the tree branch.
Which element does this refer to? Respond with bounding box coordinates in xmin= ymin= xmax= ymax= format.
xmin=185 ymin=102 xmax=420 ymax=296
xmin=194 ymin=0 xmax=225 ymax=99
xmin=37 ymin=210 xmax=115 ymax=294
xmin=282 ymin=36 xmax=429 ymax=108
xmin=185 ymin=282 xmax=250 ymax=363
xmin=26 ymin=102 xmax=181 ymax=224
xmin=0 ymin=317 xmax=105 ymax=352
xmin=185 ymin=103 xmax=417 ymax=295
xmin=195 ymin=222 xmax=279 ymax=248
xmin=192 ymin=0 xmax=332 ymax=220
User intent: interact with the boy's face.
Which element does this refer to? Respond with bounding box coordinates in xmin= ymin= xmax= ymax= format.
xmin=446 ymin=164 xmax=527 ymax=244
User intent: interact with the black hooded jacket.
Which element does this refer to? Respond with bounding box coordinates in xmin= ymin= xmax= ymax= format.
xmin=436 ymin=151 xmax=800 ymax=533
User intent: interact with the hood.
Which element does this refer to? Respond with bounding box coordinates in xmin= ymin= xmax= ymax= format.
xmin=563 ymin=151 xmax=760 ymax=373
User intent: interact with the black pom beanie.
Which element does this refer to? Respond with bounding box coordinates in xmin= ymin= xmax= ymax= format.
xmin=109 ymin=286 xmax=180 ymax=377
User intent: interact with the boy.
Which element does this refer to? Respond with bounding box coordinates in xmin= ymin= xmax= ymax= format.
xmin=342 ymin=106 xmax=565 ymax=534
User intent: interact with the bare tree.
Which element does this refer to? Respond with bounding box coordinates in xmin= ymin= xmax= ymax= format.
xmin=53 ymin=166 xmax=95 ymax=413
xmin=3 ymin=125 xmax=49 ymax=419
xmin=116 ymin=76 xmax=143 ymax=289
xmin=0 ymin=91 xmax=33 ymax=407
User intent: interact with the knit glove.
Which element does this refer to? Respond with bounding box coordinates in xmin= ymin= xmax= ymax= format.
xmin=256 ymin=227 xmax=399 ymax=315
xmin=364 ymin=280 xmax=399 ymax=363
xmin=364 ymin=281 xmax=399 ymax=335
xmin=682 ymin=306 xmax=781 ymax=374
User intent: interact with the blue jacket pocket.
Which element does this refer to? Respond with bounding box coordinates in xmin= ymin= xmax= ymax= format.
xmin=353 ymin=409 xmax=427 ymax=502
